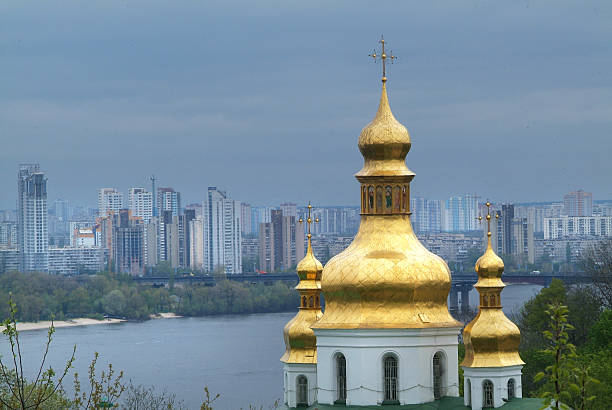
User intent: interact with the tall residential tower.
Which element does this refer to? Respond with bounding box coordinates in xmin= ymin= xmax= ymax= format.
xmin=17 ymin=164 xmax=49 ymax=272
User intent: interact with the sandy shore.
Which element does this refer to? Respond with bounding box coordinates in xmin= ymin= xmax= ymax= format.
xmin=2 ymin=318 xmax=126 ymax=332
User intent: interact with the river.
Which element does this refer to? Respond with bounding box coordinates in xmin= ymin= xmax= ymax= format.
xmin=0 ymin=284 xmax=541 ymax=409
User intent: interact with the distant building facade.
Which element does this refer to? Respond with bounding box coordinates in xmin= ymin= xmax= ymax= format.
xmin=17 ymin=164 xmax=49 ymax=272
xmin=543 ymin=216 xmax=612 ymax=239
xmin=128 ymin=187 xmax=153 ymax=223
xmin=563 ymin=190 xmax=592 ymax=217
xmin=202 ymin=187 xmax=242 ymax=274
xmin=98 ymin=188 xmax=123 ymax=217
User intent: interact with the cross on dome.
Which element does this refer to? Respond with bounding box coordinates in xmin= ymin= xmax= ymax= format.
xmin=369 ymin=35 xmax=397 ymax=83
xmin=299 ymin=203 xmax=319 ymax=239
xmin=477 ymin=201 xmax=499 ymax=237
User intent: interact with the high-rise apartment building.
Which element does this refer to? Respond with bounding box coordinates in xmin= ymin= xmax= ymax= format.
xmin=489 ymin=205 xmax=534 ymax=264
xmin=189 ymin=215 xmax=204 ymax=269
xmin=281 ymin=215 xmax=305 ymax=270
xmin=157 ymin=187 xmax=181 ymax=217
xmin=202 ymin=187 xmax=242 ymax=274
xmin=0 ymin=222 xmax=18 ymax=248
xmin=258 ymin=209 xmax=305 ymax=272
xmin=17 ymin=164 xmax=49 ymax=272
xmin=259 ymin=222 xmax=275 ymax=273
xmin=241 ymin=203 xmax=252 ymax=235
xmin=564 ymin=190 xmax=593 ymax=217
xmin=98 ymin=188 xmax=123 ymax=217
xmin=443 ymin=195 xmax=479 ymax=232
xmin=251 ymin=206 xmax=272 ymax=235
xmin=280 ymin=203 xmax=298 ymax=218
xmin=112 ymin=209 xmax=145 ymax=275
xmin=128 ymin=187 xmax=153 ymax=223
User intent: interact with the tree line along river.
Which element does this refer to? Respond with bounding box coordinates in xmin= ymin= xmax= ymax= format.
xmin=0 ymin=284 xmax=541 ymax=409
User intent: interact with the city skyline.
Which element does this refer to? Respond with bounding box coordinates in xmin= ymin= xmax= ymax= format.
xmin=1 ymin=1 xmax=612 ymax=209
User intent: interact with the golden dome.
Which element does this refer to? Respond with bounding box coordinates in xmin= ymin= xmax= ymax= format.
xmin=296 ymin=239 xmax=323 ymax=287
xmin=462 ymin=207 xmax=524 ymax=368
xmin=356 ymin=83 xmax=414 ymax=178
xmin=313 ymin=80 xmax=460 ymax=330
xmin=281 ymin=210 xmax=323 ymax=364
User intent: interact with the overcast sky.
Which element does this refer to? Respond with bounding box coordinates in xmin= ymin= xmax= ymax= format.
xmin=1 ymin=1 xmax=611 ymax=209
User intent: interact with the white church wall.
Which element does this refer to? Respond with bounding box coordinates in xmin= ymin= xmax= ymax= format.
xmin=283 ymin=363 xmax=317 ymax=408
xmin=463 ymin=366 xmax=523 ymax=410
xmin=314 ymin=327 xmax=462 ymax=406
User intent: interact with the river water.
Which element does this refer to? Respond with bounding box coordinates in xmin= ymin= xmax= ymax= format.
xmin=0 ymin=284 xmax=541 ymax=409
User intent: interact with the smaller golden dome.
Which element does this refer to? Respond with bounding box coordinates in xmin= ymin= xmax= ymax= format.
xmin=474 ymin=235 xmax=505 ymax=287
xmin=296 ymin=239 xmax=323 ymax=287
xmin=281 ymin=208 xmax=323 ymax=365
xmin=356 ymin=83 xmax=414 ymax=178
xmin=462 ymin=203 xmax=524 ymax=368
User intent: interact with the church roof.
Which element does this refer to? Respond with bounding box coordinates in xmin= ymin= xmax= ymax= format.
xmin=291 ymin=397 xmax=543 ymax=409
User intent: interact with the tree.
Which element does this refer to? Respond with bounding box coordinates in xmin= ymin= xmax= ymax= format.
xmin=535 ymin=303 xmax=576 ymax=410
xmin=579 ymin=238 xmax=612 ymax=309
xmin=0 ymin=295 xmax=74 ymax=409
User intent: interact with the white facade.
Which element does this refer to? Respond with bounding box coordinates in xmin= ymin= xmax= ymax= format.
xmin=98 ymin=188 xmax=123 ymax=217
xmin=314 ymin=327 xmax=461 ymax=406
xmin=189 ymin=216 xmax=204 ymax=269
xmin=283 ymin=363 xmax=317 ymax=408
xmin=128 ymin=187 xmax=153 ymax=223
xmin=544 ymin=216 xmax=612 ymax=239
xmin=18 ymin=164 xmax=49 ymax=272
xmin=48 ymin=246 xmax=106 ymax=275
xmin=463 ymin=366 xmax=523 ymax=410
xmin=202 ymin=187 xmax=242 ymax=274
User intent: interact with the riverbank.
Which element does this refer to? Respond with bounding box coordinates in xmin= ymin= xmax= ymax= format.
xmin=2 ymin=317 xmax=126 ymax=332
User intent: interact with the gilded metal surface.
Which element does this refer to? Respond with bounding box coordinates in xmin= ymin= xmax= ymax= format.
xmin=356 ymin=83 xmax=414 ymax=178
xmin=281 ymin=207 xmax=324 ymax=364
xmin=462 ymin=203 xmax=524 ymax=368
xmin=314 ymin=73 xmax=460 ymax=330
xmin=313 ymin=215 xmax=461 ymax=329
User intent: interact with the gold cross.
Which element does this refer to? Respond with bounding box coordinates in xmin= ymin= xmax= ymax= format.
xmin=369 ymin=35 xmax=397 ymax=83
xmin=298 ymin=203 xmax=319 ymax=239
xmin=477 ymin=201 xmax=499 ymax=237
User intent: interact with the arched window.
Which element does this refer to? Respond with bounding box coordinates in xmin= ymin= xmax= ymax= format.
xmin=383 ymin=355 xmax=398 ymax=403
xmin=308 ymin=296 xmax=314 ymax=307
xmin=297 ymin=375 xmax=308 ymax=406
xmin=508 ymin=379 xmax=515 ymax=399
xmin=394 ymin=186 xmax=401 ymax=212
xmin=401 ymin=186 xmax=407 ymax=212
xmin=368 ymin=187 xmax=375 ymax=211
xmin=336 ymin=354 xmax=347 ymax=403
xmin=483 ymin=380 xmax=494 ymax=408
xmin=362 ymin=186 xmax=367 ymax=212
xmin=385 ymin=186 xmax=392 ymax=210
xmin=315 ymin=296 xmax=320 ymax=307
xmin=376 ymin=186 xmax=383 ymax=213
xmin=302 ymin=296 xmax=307 ymax=307
xmin=433 ymin=352 xmax=444 ymax=399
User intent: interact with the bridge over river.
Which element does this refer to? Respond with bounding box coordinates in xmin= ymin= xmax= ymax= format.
xmin=131 ymin=271 xmax=593 ymax=314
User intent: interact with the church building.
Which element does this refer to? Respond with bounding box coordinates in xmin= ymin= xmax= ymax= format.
xmin=281 ymin=38 xmax=540 ymax=409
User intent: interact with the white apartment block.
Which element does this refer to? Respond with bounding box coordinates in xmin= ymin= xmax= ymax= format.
xmin=18 ymin=164 xmax=49 ymax=272
xmin=544 ymin=216 xmax=612 ymax=239
xmin=128 ymin=187 xmax=153 ymax=223
xmin=202 ymin=187 xmax=242 ymax=274
xmin=98 ymin=188 xmax=123 ymax=217
xmin=48 ymin=247 xmax=106 ymax=275
xmin=189 ymin=216 xmax=204 ymax=269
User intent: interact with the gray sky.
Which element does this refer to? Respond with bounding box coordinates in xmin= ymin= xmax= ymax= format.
xmin=1 ymin=0 xmax=611 ymax=209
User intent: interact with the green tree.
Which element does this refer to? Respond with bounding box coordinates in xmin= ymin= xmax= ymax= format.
xmin=535 ymin=303 xmax=576 ymax=410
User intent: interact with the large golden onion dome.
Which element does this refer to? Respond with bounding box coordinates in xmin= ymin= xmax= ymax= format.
xmin=313 ymin=78 xmax=460 ymax=330
xmin=281 ymin=207 xmax=323 ymax=364
xmin=462 ymin=205 xmax=524 ymax=368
